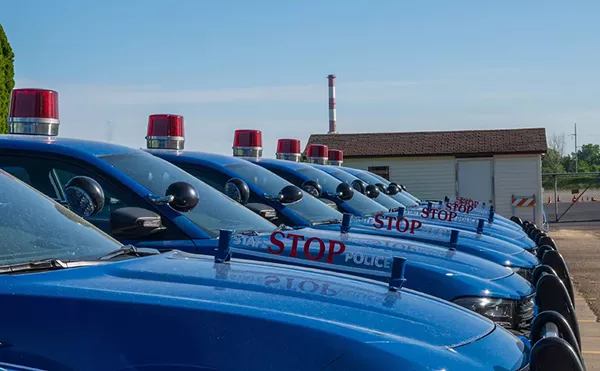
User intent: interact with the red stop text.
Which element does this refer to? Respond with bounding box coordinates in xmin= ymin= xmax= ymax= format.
xmin=373 ymin=213 xmax=422 ymax=234
xmin=269 ymin=231 xmax=346 ymax=263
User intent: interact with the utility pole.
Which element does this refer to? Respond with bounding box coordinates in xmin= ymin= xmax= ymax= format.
xmin=570 ymin=123 xmax=578 ymax=173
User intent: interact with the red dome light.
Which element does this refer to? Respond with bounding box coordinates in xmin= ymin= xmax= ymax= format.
xmin=232 ymin=129 xmax=263 ymax=157
xmin=328 ymin=149 xmax=343 ymax=162
xmin=277 ymin=138 xmax=301 ymax=155
xmin=9 ymin=89 xmax=59 ymax=119
xmin=147 ymin=114 xmax=184 ymax=138
xmin=306 ymin=144 xmax=329 ymax=165
xmin=306 ymin=144 xmax=328 ymax=159
xmin=146 ymin=114 xmax=185 ymax=150
xmin=233 ymin=129 xmax=262 ymax=148
xmin=7 ymin=88 xmax=60 ymax=136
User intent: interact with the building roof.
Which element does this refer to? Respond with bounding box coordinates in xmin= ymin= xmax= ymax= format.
xmin=306 ymin=128 xmax=547 ymax=158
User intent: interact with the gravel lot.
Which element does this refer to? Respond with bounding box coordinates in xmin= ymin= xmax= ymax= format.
xmin=551 ymin=226 xmax=600 ymax=318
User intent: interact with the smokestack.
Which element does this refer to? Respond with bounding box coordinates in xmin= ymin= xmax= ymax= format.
xmin=328 ymin=74 xmax=337 ymax=134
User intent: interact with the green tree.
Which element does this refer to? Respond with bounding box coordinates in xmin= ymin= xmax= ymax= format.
xmin=577 ymin=143 xmax=600 ymax=172
xmin=542 ymin=148 xmax=565 ymax=173
xmin=0 ymin=24 xmax=15 ymax=134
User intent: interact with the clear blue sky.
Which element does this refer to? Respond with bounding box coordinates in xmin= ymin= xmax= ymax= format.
xmin=2 ymin=0 xmax=600 ymax=156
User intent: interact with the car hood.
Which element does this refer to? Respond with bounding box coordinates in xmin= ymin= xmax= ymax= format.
xmin=2 ymin=253 xmax=496 ymax=353
xmin=340 ymin=215 xmax=539 ymax=269
xmin=401 ymin=208 xmax=529 ymax=240
xmin=229 ymin=228 xmax=517 ymax=282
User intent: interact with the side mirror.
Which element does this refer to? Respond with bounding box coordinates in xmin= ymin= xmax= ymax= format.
xmin=351 ymin=179 xmax=366 ymax=194
xmin=387 ymin=183 xmax=400 ymax=195
xmin=279 ymin=185 xmax=303 ymax=204
xmin=225 ymin=178 xmax=250 ymax=205
xmin=245 ymin=203 xmax=277 ymax=221
xmin=166 ymin=181 xmax=199 ymax=212
xmin=365 ymin=184 xmax=380 ymax=199
xmin=336 ymin=182 xmax=354 ymax=201
xmin=301 ymin=180 xmax=323 ymax=198
xmin=110 ymin=207 xmax=165 ymax=239
xmin=400 ymin=184 xmax=407 ymax=191
xmin=375 ymin=183 xmax=386 ymax=193
xmin=64 ymin=176 xmax=105 ymax=217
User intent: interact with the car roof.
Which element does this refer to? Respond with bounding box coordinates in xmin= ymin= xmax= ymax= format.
xmin=147 ymin=149 xmax=246 ymax=166
xmin=0 ymin=134 xmax=138 ymax=157
xmin=249 ymin=157 xmax=313 ymax=170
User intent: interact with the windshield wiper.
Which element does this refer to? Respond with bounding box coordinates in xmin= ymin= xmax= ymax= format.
xmin=0 ymin=259 xmax=77 ymax=274
xmin=98 ymin=245 xmax=161 ymax=261
xmin=313 ymin=219 xmax=342 ymax=226
xmin=236 ymin=230 xmax=260 ymax=236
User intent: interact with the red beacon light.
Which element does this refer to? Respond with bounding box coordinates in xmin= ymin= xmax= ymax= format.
xmin=233 ymin=129 xmax=263 ymax=157
xmin=276 ymin=138 xmax=302 ymax=162
xmin=7 ymin=88 xmax=60 ymax=136
xmin=305 ymin=144 xmax=329 ymax=165
xmin=146 ymin=114 xmax=185 ymax=150
xmin=328 ymin=149 xmax=343 ymax=166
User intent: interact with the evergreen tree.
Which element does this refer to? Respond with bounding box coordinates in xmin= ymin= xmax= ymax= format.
xmin=0 ymin=24 xmax=15 ymax=134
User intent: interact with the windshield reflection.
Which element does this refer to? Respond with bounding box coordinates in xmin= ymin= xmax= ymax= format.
xmin=223 ymin=163 xmax=343 ymax=224
xmin=102 ymin=152 xmax=277 ymax=238
xmin=0 ymin=171 xmax=122 ymax=265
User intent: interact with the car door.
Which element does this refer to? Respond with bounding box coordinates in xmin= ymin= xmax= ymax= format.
xmin=0 ymin=154 xmax=195 ymax=252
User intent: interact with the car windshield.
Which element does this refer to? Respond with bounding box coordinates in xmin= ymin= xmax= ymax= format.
xmin=102 ymin=152 xmax=277 ymax=238
xmin=369 ymin=172 xmax=422 ymax=203
xmin=0 ymin=171 xmax=122 ymax=266
xmin=223 ymin=162 xmax=344 ymax=224
xmin=349 ymin=170 xmax=419 ymax=207
xmin=316 ymin=166 xmax=402 ymax=213
xmin=293 ymin=167 xmax=389 ymax=216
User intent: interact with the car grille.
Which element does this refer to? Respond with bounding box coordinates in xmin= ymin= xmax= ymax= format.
xmin=515 ymin=295 xmax=535 ymax=330
xmin=516 ymin=267 xmax=533 ymax=282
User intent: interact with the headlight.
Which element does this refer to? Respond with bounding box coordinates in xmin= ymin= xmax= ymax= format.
xmin=453 ymin=297 xmax=515 ymax=328
xmin=509 ymin=267 xmax=532 ymax=281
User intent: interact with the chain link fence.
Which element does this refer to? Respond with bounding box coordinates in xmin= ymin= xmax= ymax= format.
xmin=542 ymin=172 xmax=600 ymax=223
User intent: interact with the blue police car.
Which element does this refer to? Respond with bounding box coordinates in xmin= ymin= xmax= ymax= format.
xmin=0 ymin=89 xmax=558 ymax=332
xmin=0 ymin=168 xmax=559 ymax=371
xmin=339 ymin=163 xmax=532 ymax=236
xmin=211 ymin=134 xmax=543 ymax=273
xmin=141 ymin=118 xmax=582 ymax=333
xmin=319 ymin=161 xmax=536 ymax=249
xmin=335 ymin=158 xmax=554 ymax=255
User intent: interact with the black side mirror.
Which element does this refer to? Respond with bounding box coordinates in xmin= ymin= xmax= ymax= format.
xmin=225 ymin=178 xmax=250 ymax=204
xmin=400 ymin=184 xmax=407 ymax=191
xmin=351 ymin=179 xmax=366 ymax=194
xmin=336 ymin=182 xmax=354 ymax=201
xmin=165 ymin=181 xmax=199 ymax=212
xmin=387 ymin=183 xmax=400 ymax=195
xmin=365 ymin=184 xmax=380 ymax=199
xmin=111 ymin=207 xmax=165 ymax=239
xmin=279 ymin=185 xmax=303 ymax=204
xmin=65 ymin=176 xmax=105 ymax=217
xmin=375 ymin=183 xmax=386 ymax=193
xmin=301 ymin=180 xmax=323 ymax=198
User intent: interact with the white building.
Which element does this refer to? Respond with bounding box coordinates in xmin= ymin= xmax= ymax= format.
xmin=306 ymin=128 xmax=547 ymax=225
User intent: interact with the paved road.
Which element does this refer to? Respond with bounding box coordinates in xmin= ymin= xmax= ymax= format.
xmin=544 ymin=201 xmax=600 ymax=223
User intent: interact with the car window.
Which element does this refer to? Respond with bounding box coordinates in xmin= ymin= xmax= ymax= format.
xmin=0 ymin=170 xmax=121 ymax=266
xmin=2 ymin=166 xmax=31 ymax=184
xmin=221 ymin=162 xmax=344 ymax=224
xmin=0 ymin=155 xmax=187 ymax=240
xmin=101 ymin=152 xmax=277 ymax=238
xmin=350 ymin=170 xmax=419 ymax=207
xmin=313 ymin=166 xmax=402 ymax=212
